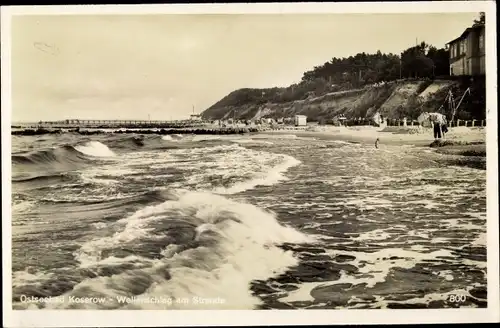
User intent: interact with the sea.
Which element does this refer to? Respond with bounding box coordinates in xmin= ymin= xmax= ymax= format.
xmin=10 ymin=131 xmax=487 ymax=309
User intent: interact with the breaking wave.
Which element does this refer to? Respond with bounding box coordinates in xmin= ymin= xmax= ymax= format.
xmin=74 ymin=141 xmax=116 ymax=157
xmin=14 ymin=190 xmax=312 ymax=309
xmin=12 ymin=145 xmax=94 ymax=182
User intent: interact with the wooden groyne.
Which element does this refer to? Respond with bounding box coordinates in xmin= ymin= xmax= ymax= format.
xmin=12 ymin=127 xmax=260 ymax=136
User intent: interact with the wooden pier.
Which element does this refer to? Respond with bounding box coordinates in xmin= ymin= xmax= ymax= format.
xmin=12 ymin=119 xmax=206 ymax=129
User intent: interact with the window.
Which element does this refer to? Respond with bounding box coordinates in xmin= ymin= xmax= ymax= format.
xmin=479 ymin=34 xmax=484 ymax=49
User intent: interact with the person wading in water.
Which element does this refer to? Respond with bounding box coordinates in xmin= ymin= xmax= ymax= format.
xmin=375 ymin=137 xmax=380 ymax=149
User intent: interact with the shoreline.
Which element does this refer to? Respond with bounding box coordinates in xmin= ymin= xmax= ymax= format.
xmin=11 ymin=125 xmax=486 ymax=142
xmin=263 ymin=125 xmax=486 ymax=147
xmin=11 ymin=125 xmax=486 ymax=163
xmin=264 ymin=126 xmax=487 ymax=170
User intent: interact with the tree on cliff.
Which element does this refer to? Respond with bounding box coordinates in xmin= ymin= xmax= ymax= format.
xmin=426 ymin=46 xmax=449 ymax=76
xmin=473 ymin=12 xmax=485 ymax=26
xmin=399 ymin=42 xmax=449 ymax=79
xmin=301 ymin=52 xmax=401 ymax=86
xmin=301 ymin=42 xmax=448 ymax=86
xmin=401 ymin=42 xmax=432 ymax=78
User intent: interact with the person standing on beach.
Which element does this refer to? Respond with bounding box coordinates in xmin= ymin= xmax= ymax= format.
xmin=441 ymin=123 xmax=448 ymax=139
xmin=433 ymin=122 xmax=442 ymax=139
xmin=375 ymin=138 xmax=380 ymax=149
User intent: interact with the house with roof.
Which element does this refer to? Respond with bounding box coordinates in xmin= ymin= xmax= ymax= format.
xmin=446 ymin=23 xmax=485 ymax=76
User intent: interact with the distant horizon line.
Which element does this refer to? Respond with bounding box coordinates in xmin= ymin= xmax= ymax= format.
xmin=11 ymin=117 xmax=203 ymax=123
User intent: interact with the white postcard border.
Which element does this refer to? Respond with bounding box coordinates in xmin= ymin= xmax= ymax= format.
xmin=1 ymin=1 xmax=498 ymax=327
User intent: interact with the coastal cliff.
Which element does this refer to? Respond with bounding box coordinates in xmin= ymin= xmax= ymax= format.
xmin=201 ymin=77 xmax=485 ymax=122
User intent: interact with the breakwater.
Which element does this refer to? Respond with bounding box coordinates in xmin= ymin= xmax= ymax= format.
xmin=12 ymin=127 xmax=260 ymax=136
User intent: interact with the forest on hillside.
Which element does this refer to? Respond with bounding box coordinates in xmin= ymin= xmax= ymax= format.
xmin=206 ymin=42 xmax=455 ymax=110
xmin=301 ymin=44 xmax=448 ymax=86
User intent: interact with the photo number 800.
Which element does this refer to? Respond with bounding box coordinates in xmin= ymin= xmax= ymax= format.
xmin=448 ymin=294 xmax=467 ymax=303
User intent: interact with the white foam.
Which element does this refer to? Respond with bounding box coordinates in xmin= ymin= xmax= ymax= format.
xmin=327 ymin=248 xmax=456 ymax=288
xmin=353 ymin=229 xmax=392 ymax=241
xmin=279 ymin=247 xmax=464 ymax=306
xmin=12 ymin=270 xmax=54 ymax=288
xmin=215 ymin=154 xmax=301 ymax=194
xmin=12 ymin=200 xmax=36 ymax=214
xmin=91 ymin=222 xmax=107 ymax=229
xmin=161 ymin=134 xmax=184 ymax=141
xmin=67 ymin=190 xmax=313 ymax=309
xmin=75 ymin=141 xmax=116 ymax=157
xmin=254 ymin=134 xmax=307 ymax=140
xmin=280 ymin=281 xmax=328 ymax=303
xmin=164 ymin=143 xmax=301 ymax=194
xmin=437 ymin=270 xmax=455 ymax=281
xmin=192 ymin=135 xmax=223 ymax=142
xmin=91 ymin=255 xmax=152 ymax=267
xmin=471 ymin=232 xmax=487 ymax=246
xmin=230 ymin=139 xmax=274 ymax=145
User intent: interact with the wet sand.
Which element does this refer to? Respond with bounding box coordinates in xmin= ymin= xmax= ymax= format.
xmin=264 ymin=125 xmax=486 ymax=148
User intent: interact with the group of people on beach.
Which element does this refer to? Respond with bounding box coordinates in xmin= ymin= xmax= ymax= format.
xmin=374 ymin=114 xmax=449 ymax=149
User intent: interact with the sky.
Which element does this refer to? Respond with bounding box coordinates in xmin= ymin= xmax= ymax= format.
xmin=10 ymin=12 xmax=480 ymax=122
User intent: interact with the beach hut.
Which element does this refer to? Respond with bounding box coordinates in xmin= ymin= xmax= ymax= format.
xmin=294 ymin=115 xmax=307 ymax=126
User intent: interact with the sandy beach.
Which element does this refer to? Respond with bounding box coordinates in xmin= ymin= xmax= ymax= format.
xmin=265 ymin=125 xmax=486 ymax=147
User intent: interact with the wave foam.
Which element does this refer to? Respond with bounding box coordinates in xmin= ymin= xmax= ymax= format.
xmin=215 ymin=154 xmax=301 ymax=194
xmin=63 ymin=190 xmax=312 ymax=309
xmin=75 ymin=141 xmax=116 ymax=157
xmin=171 ymin=143 xmax=301 ymax=194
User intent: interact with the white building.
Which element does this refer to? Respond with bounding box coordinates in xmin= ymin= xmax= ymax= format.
xmin=295 ymin=115 xmax=307 ymax=126
xmin=190 ymin=114 xmax=202 ymax=121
